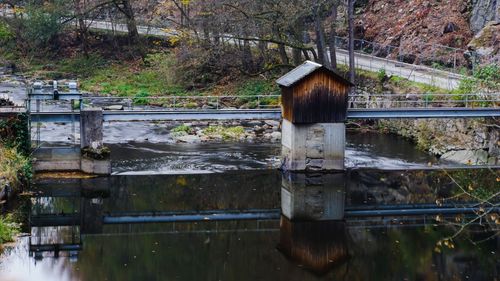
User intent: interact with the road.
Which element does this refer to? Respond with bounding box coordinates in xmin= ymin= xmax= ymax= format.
xmin=0 ymin=7 xmax=464 ymax=90
xmin=84 ymin=20 xmax=463 ymax=90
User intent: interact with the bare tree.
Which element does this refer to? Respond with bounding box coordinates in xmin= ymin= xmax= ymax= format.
xmin=348 ymin=0 xmax=355 ymax=83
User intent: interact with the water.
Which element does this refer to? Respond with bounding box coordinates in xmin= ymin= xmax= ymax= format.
xmin=108 ymin=131 xmax=438 ymax=175
xmin=2 ymin=131 xmax=499 ymax=280
xmin=1 ymin=169 xmax=499 ymax=281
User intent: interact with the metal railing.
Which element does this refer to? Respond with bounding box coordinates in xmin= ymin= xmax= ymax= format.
xmin=27 ymin=92 xmax=500 ymax=114
xmin=334 ymin=36 xmax=488 ymax=75
xmin=348 ymin=92 xmax=500 ymax=109
xmin=80 ymin=95 xmax=282 ymax=111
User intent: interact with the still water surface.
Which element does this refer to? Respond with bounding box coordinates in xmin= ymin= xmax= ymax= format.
xmin=1 ymin=133 xmax=498 ymax=281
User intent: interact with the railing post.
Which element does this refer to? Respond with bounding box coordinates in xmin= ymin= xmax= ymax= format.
xmin=216 ymin=96 xmax=219 ymax=110
xmin=465 ymin=94 xmax=468 ymax=108
xmin=257 ymin=96 xmax=260 ymax=109
xmin=173 ymin=96 xmax=177 ymax=110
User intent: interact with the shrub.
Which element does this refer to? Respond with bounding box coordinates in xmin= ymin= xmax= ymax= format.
xmin=171 ymin=124 xmax=192 ymax=134
xmin=22 ymin=1 xmax=66 ymax=50
xmin=377 ymin=69 xmax=387 ymax=83
xmin=0 ymin=145 xmax=31 ymax=191
xmin=0 ymin=215 xmax=20 ymax=245
xmin=133 ymin=91 xmax=150 ymax=105
xmin=0 ymin=21 xmax=13 ymax=44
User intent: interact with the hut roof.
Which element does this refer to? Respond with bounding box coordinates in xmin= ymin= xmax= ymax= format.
xmin=276 ymin=61 xmax=353 ymax=87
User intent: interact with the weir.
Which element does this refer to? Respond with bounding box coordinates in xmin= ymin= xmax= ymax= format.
xmin=29 ymin=82 xmax=111 ymax=175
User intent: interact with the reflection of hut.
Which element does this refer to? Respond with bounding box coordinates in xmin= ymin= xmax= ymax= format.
xmin=281 ymin=172 xmax=346 ymax=221
xmin=278 ymin=216 xmax=348 ymax=274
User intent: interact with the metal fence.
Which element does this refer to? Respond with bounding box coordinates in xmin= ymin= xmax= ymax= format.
xmin=27 ymin=92 xmax=500 ymax=113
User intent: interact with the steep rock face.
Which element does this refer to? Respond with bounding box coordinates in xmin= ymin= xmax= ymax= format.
xmin=470 ymin=0 xmax=499 ymax=33
xmin=358 ymin=0 xmax=473 ymax=66
xmin=468 ymin=21 xmax=500 ymax=63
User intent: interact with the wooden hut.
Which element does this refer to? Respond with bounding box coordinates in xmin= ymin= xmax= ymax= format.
xmin=277 ymin=61 xmax=353 ymax=124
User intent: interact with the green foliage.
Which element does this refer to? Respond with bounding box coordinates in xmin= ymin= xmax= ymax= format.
xmin=171 ymin=125 xmax=192 ymax=134
xmin=80 ymin=55 xmax=187 ymax=97
xmin=203 ymin=126 xmax=245 ymax=140
xmin=0 ymin=145 xmax=32 ymax=191
xmin=23 ymin=1 xmax=65 ymax=49
xmin=133 ymin=90 xmax=150 ymax=105
xmin=377 ymin=69 xmax=387 ymax=83
xmin=58 ymin=54 xmax=107 ymax=78
xmin=237 ymin=80 xmax=279 ymax=96
xmin=0 ymin=215 xmax=20 ymax=245
xmin=453 ymin=64 xmax=500 ymax=103
xmin=0 ymin=21 xmax=14 ymax=43
xmin=0 ymin=113 xmax=30 ymax=155
xmin=473 ymin=64 xmax=500 ymax=82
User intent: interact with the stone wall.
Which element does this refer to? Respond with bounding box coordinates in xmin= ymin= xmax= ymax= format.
xmin=379 ymin=118 xmax=499 ymax=165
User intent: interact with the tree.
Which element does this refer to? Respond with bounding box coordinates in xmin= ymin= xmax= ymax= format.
xmin=348 ymin=0 xmax=355 ymax=83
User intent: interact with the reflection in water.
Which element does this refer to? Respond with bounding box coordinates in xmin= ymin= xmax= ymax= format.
xmin=0 ymin=169 xmax=499 ymax=280
xmin=279 ymin=172 xmax=348 ymax=274
xmin=278 ymin=217 xmax=348 ymax=274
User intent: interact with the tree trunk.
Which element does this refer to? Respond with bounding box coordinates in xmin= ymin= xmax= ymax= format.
xmin=328 ymin=3 xmax=339 ymax=69
xmin=115 ymin=0 xmax=139 ymax=44
xmin=314 ymin=1 xmax=327 ymax=65
xmin=292 ymin=48 xmax=302 ymax=65
xmin=279 ymin=44 xmax=289 ymax=65
xmin=348 ymin=0 xmax=356 ymax=83
xmin=74 ymin=0 xmax=88 ymax=56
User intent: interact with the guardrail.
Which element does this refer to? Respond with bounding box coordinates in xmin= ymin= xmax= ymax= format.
xmin=26 ymin=92 xmax=500 ymax=114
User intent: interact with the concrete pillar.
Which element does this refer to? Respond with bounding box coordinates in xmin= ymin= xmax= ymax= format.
xmin=281 ymin=119 xmax=345 ymax=171
xmin=281 ymin=172 xmax=346 ymax=221
xmin=80 ymin=109 xmax=103 ymax=149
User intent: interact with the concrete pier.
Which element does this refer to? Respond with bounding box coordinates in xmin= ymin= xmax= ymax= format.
xmin=80 ymin=109 xmax=104 ymax=149
xmin=281 ymin=120 xmax=345 ymax=171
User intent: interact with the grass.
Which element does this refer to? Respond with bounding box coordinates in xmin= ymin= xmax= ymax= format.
xmin=0 ymin=215 xmax=19 ymax=245
xmin=0 ymin=144 xmax=31 ymax=191
xmin=80 ymin=52 xmax=187 ymax=97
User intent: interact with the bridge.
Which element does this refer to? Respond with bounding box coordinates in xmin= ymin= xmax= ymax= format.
xmin=27 ymin=92 xmax=500 ymax=122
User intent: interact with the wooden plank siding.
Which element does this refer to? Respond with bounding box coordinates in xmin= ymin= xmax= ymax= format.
xmin=281 ymin=69 xmax=350 ymax=124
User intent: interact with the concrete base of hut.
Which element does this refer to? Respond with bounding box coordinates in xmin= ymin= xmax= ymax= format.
xmin=281 ymin=120 xmax=345 ymax=171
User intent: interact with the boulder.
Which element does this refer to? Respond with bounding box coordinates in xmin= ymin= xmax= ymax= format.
xmin=177 ymin=135 xmax=202 ymax=144
xmin=440 ymin=149 xmax=489 ymax=165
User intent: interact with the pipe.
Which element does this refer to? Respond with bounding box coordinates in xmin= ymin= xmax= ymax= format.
xmin=103 ymin=212 xmax=281 ymax=224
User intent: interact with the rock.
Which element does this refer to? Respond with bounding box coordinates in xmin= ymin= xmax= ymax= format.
xmin=470 ymin=0 xmax=498 ymax=33
xmin=264 ymin=120 xmax=280 ymax=127
xmin=440 ymin=149 xmax=489 ymax=165
xmin=468 ymin=21 xmax=500 ymax=59
xmin=103 ymin=105 xmax=124 ymax=110
xmin=443 ymin=22 xmax=459 ymax=34
xmin=270 ymin=132 xmax=281 ymax=141
xmin=177 ymin=135 xmax=201 ymax=144
xmin=246 ymin=121 xmax=262 ymax=126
